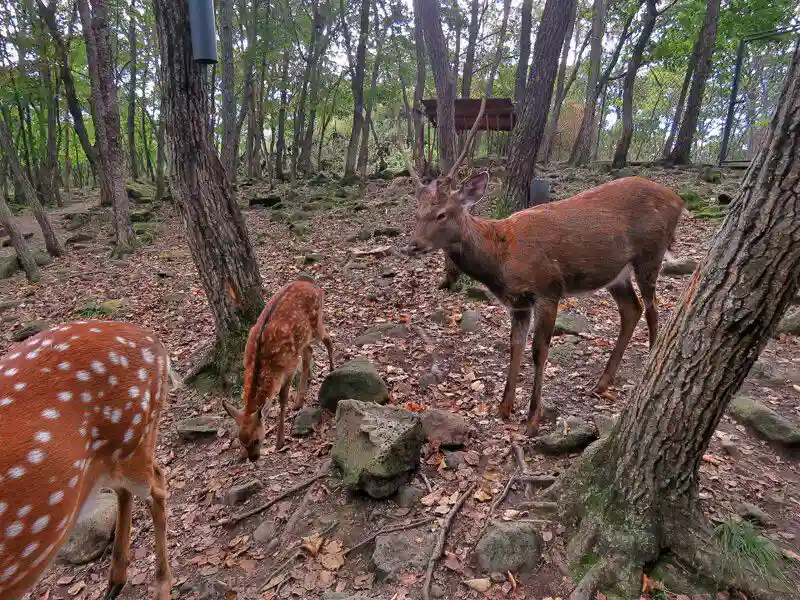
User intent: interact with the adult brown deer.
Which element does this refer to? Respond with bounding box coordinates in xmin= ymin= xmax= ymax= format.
xmin=404 ymin=101 xmax=684 ymax=435
xmin=223 ymin=279 xmax=334 ymax=459
xmin=0 ymin=321 xmax=177 ymax=599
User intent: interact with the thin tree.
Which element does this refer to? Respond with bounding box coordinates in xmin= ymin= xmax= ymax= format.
xmin=500 ymin=0 xmax=576 ymax=211
xmin=153 ymin=0 xmax=265 ymax=381
xmin=412 ymin=0 xmax=427 ymax=172
xmin=275 ymin=50 xmax=290 ymax=180
xmin=342 ymin=0 xmax=371 ymax=180
xmin=461 ymin=0 xmax=480 ymax=98
xmin=358 ymin=0 xmax=389 ymax=178
xmin=661 ymin=57 xmax=695 ymax=159
xmin=219 ymin=0 xmax=237 ymax=181
xmin=0 ymin=188 xmax=40 ymax=283
xmin=558 ymin=42 xmax=800 ymax=600
xmin=514 ymin=0 xmax=533 ymax=102
xmin=127 ymin=6 xmax=139 ymax=180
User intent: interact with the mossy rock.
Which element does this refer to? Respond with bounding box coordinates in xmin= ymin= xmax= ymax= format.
xmin=289 ymin=210 xmax=315 ymax=223
xmin=728 ymin=396 xmax=800 ymax=447
xmin=677 ymin=188 xmax=704 ymax=211
xmin=126 ymin=180 xmax=156 ymax=202
xmin=0 ymin=256 xmax=20 ymax=279
xmin=289 ymin=221 xmax=311 ymax=237
xmin=130 ymin=208 xmax=154 ymax=223
xmin=133 ymin=222 xmax=160 ymax=244
xmin=776 ymin=311 xmax=800 ymax=336
xmin=472 ymin=521 xmax=542 ymax=573
xmin=699 ymin=166 xmax=723 ymax=183
xmin=319 ymin=358 xmax=389 ymax=412
xmin=554 ymin=312 xmax=590 ymax=336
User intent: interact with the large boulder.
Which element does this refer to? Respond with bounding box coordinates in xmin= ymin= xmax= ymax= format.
xmin=331 ymin=400 xmax=423 ymax=499
xmin=372 ymin=529 xmax=434 ymax=579
xmin=534 ymin=417 xmax=598 ymax=455
xmin=57 ymin=491 xmax=117 ymax=565
xmin=728 ymin=396 xmax=800 ymax=448
xmin=319 ymin=359 xmax=389 ymax=412
xmin=472 ymin=521 xmax=542 ymax=573
xmin=420 ymin=408 xmax=471 ymax=449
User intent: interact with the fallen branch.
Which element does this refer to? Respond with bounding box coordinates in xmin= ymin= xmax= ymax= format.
xmin=422 ymin=482 xmax=477 ymax=600
xmin=419 ymin=472 xmax=433 ymax=493
xmin=222 ymin=460 xmax=331 ymax=527
xmin=517 ymin=474 xmax=558 ymax=487
xmin=345 ymin=517 xmax=435 ymax=556
xmin=517 ymin=500 xmax=559 ymax=514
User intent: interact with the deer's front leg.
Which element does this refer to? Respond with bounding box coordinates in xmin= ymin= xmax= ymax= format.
xmin=439 ymin=253 xmax=461 ymax=290
xmin=104 ymin=489 xmax=133 ymax=600
xmin=499 ymin=309 xmax=531 ymax=418
xmin=276 ymin=381 xmax=291 ymax=450
xmin=526 ymin=300 xmax=558 ymax=436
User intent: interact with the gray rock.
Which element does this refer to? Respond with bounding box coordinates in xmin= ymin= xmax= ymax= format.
xmin=130 ymin=208 xmax=154 ymax=223
xmin=331 ymin=400 xmax=424 ymax=499
xmin=534 ymin=417 xmax=599 ymax=455
xmin=66 ymin=233 xmax=95 ymax=244
xmin=372 ymin=529 xmax=434 ymax=578
xmin=253 ymin=520 xmax=276 ymax=543
xmin=593 ymin=414 xmax=617 ymax=438
xmin=292 ymin=406 xmax=324 ymax=436
xmin=465 ymin=286 xmax=491 ymax=302
xmin=0 ymin=256 xmax=19 ymax=279
xmin=720 ymin=438 xmax=742 ymax=459
xmin=421 ymin=408 xmax=471 ymax=449
xmin=12 ymin=320 xmax=48 ymax=342
xmin=374 ymin=226 xmax=403 ymax=238
xmin=611 ymin=166 xmax=637 ymax=179
xmin=354 ymin=329 xmax=384 ymax=346
xmin=728 ymin=396 xmax=800 ymax=447
xmin=750 ymin=360 xmax=785 ymax=386
xmin=57 ymin=491 xmax=116 ymax=565
xmin=548 ymin=344 xmax=573 ymax=366
xmin=430 ymin=583 xmax=445 ymax=598
xmin=319 ymin=359 xmax=389 ymax=412
xmin=177 ymin=416 xmax=222 ymax=441
xmin=430 ymin=309 xmax=448 ymax=325
xmin=394 ymin=484 xmax=425 ymax=508
xmin=0 ymin=299 xmax=21 ymax=313
xmin=443 ymin=451 xmax=466 ymax=469
xmin=553 ymin=313 xmax=590 ymax=336
xmin=459 ymin=310 xmax=481 ymax=333
xmin=177 ymin=580 xmax=233 ymax=600
xmin=385 ymin=325 xmax=410 ymax=339
xmin=540 ymin=401 xmax=560 ymax=423
xmin=225 ymin=479 xmax=263 ymax=505
xmin=472 ymin=521 xmax=542 ymax=573
xmin=662 ymin=259 xmax=698 ymax=276
xmin=776 ymin=311 xmax=800 ymax=336
xmin=736 ymin=502 xmax=771 ymax=526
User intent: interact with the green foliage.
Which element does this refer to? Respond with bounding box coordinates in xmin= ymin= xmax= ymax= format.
xmin=713 ymin=518 xmax=793 ymax=590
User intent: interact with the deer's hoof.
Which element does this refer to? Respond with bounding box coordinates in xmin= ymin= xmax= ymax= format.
xmin=438 ymin=279 xmax=456 ymax=291
xmin=104 ymin=582 xmax=126 ymax=600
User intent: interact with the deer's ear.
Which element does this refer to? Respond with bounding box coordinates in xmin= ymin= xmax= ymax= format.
xmin=458 ymin=172 xmax=489 ymax=207
xmin=223 ymin=400 xmax=242 ymax=419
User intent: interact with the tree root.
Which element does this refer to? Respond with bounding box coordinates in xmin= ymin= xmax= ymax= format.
xmin=422 ymin=482 xmax=476 ymax=600
xmin=569 ymin=556 xmax=626 ymax=600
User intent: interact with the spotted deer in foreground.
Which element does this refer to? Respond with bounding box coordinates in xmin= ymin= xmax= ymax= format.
xmin=404 ymin=99 xmax=684 ymax=436
xmin=223 ymin=279 xmax=334 ymax=459
xmin=0 ymin=320 xmax=178 ymax=599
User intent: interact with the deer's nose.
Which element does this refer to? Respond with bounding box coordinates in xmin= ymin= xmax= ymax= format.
xmin=403 ymin=241 xmax=422 ymax=256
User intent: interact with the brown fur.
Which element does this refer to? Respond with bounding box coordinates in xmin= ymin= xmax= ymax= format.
xmin=223 ymin=280 xmax=334 ymax=458
xmin=408 ymin=175 xmax=684 ymax=435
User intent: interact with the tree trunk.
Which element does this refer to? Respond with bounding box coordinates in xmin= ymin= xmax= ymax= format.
xmin=612 ymin=0 xmax=657 ymax=169
xmin=298 ymin=3 xmax=330 ymax=175
xmin=500 ymin=0 xmax=576 ymax=211
xmin=127 ymin=11 xmax=138 ymax=180
xmin=412 ymin=0 xmax=427 ymax=172
xmin=153 ymin=0 xmax=265 ymax=381
xmin=357 ymin=4 xmax=386 ymax=178
xmin=568 ymin=0 xmax=605 ymax=165
xmin=343 ymin=0 xmax=370 ymax=180
xmin=661 ymin=59 xmax=694 ymax=159
xmin=558 ymin=42 xmax=800 ymax=600
xmin=0 ymin=190 xmax=40 ymax=283
xmin=667 ymin=0 xmax=721 ymax=165
xmin=418 ymin=0 xmax=456 ymax=173
xmin=219 ymin=0 xmax=237 ymax=181
xmin=450 ymin=0 xmax=462 ymax=92
xmin=80 ymin=0 xmax=137 ymax=256
xmin=154 ymin=112 xmax=166 ymax=203
xmin=42 ymin=55 xmax=62 ymax=207
xmin=460 ymin=0 xmax=479 ymax=98
xmin=275 ymin=50 xmax=290 ymax=180
xmin=0 ymin=115 xmax=63 ymax=257
xmin=514 ymin=0 xmax=533 ymax=103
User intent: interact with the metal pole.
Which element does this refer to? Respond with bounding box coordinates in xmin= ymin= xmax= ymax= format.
xmin=719 ymin=38 xmax=746 ymax=166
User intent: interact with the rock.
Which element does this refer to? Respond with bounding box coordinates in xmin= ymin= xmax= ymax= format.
xmin=534 ymin=417 xmax=598 ymax=455
xmin=12 ymin=320 xmax=48 ymax=342
xmin=1 ymin=231 xmax=33 ymax=247
xmin=353 ymin=329 xmax=384 ymax=346
xmin=331 ymin=400 xmax=424 ymax=499
xmin=394 ymin=484 xmax=425 ymax=508
xmin=177 ymin=580 xmax=233 ymax=600
xmin=385 ymin=325 xmax=410 ymax=339
xmin=430 ymin=583 xmax=445 ymax=598
xmin=348 ymin=227 xmax=373 ymax=242
xmin=749 ymin=360 xmax=785 ymax=386
xmin=0 ymin=299 xmax=21 ymax=313
xmin=57 ymin=491 xmax=116 ymax=565
xmin=593 ymin=414 xmax=617 ymax=438
xmin=225 ymin=479 xmax=263 ymax=505
xmin=700 ymin=166 xmax=722 ymax=183
xmin=373 ymin=226 xmax=403 ymax=238
xmin=443 ymin=450 xmax=466 ymax=469
xmin=303 ymin=253 xmax=321 ymax=265
xmin=249 ymin=194 xmax=282 ymax=208
xmin=421 ymin=408 xmax=470 ymax=449
xmin=334 ymin=189 xmax=349 ymax=199
xmin=319 ymin=359 xmax=389 ymax=411
xmin=662 ymin=259 xmax=698 ymax=276
xmin=472 ymin=521 xmax=542 ymax=573
xmin=727 ymin=396 xmax=800 ymax=447
xmin=98 ymin=299 xmax=124 ymax=316
xmin=718 ymin=192 xmax=733 ymax=205
xmin=430 ymin=309 xmax=448 ymax=325
xmin=177 ymin=416 xmax=222 ymax=441
xmin=720 ymin=438 xmax=741 ymax=459
xmin=0 ymin=256 xmax=19 ymax=279
xmin=553 ymin=312 xmax=590 ymax=336
xmin=292 ymin=406 xmax=324 ymax=436
xmin=63 ymin=211 xmax=91 ymax=231
xmin=33 ymin=251 xmax=52 ymax=267
xmin=372 ymin=529 xmax=433 ymax=578
xmin=66 ymin=233 xmax=95 ymax=244
xmin=548 ymin=344 xmax=573 ymax=366
xmin=459 ymin=310 xmax=480 ymax=332
xmin=289 ymin=221 xmax=311 ymax=237
xmin=465 ymin=286 xmax=491 ymax=302
xmin=253 ymin=521 xmax=276 ymax=543
xmin=776 ymin=311 xmax=800 ymax=336
xmin=736 ymin=502 xmax=771 ymax=526
xmin=611 ymin=166 xmax=637 ymax=179
xmin=540 ymin=401 xmax=559 ymax=423
xmin=130 ymin=208 xmax=154 ymax=223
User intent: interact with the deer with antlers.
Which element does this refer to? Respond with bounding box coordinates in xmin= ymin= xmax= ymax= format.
xmin=404 ymin=99 xmax=684 ymax=435
xmin=0 ymin=320 xmax=177 ymax=599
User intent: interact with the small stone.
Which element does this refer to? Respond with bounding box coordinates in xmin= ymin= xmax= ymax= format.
xmin=12 ymin=320 xmax=48 ymax=342
xmin=319 ymin=359 xmax=389 ymax=411
xmin=775 ymin=311 xmax=800 ymax=336
xmin=472 ymin=521 xmax=542 ymax=573
xmin=720 ymin=439 xmax=741 ymax=459
xmin=430 ymin=583 xmax=445 ymax=598
xmin=385 ymin=325 xmax=410 ymax=339
xmin=459 ymin=310 xmax=480 ymax=333
xmin=225 ymin=479 xmax=263 ymax=505
xmin=662 ymin=259 xmax=698 ymax=276
xmin=421 ymin=408 xmax=471 ymax=449
xmin=534 ymin=417 xmax=599 ymax=455
xmin=374 ymin=226 xmax=402 ymax=238
xmin=292 ymin=406 xmax=324 ymax=436
xmin=593 ymin=414 xmax=617 ymax=438
xmin=348 ymin=227 xmax=373 ymax=242
xmin=303 ymin=253 xmax=321 ymax=265
xmin=177 ymin=416 xmax=222 ymax=441
xmin=249 ymin=194 xmax=282 ymax=208
xmin=443 ymin=450 xmax=466 ymax=469
xmin=465 ymin=286 xmax=491 ymax=302
xmin=353 ymin=329 xmax=384 ymax=346
xmin=430 ymin=309 xmax=448 ymax=325
xmin=372 ymin=529 xmax=434 ymax=578
xmin=253 ymin=521 xmax=275 ymax=543
xmin=394 ymin=484 xmax=425 ymax=508
xmin=611 ymin=166 xmax=637 ymax=179
xmin=736 ymin=502 xmax=771 ymax=526
xmin=553 ymin=312 xmax=590 ymax=336
xmin=548 ymin=344 xmax=573 ymax=366
xmin=57 ymin=491 xmax=116 ymax=565
xmin=66 ymin=233 xmax=95 ymax=244
xmin=699 ymin=166 xmax=722 ymax=183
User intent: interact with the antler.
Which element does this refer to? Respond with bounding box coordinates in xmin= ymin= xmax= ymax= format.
xmin=446 ymin=96 xmax=487 ymax=182
xmin=402 ymin=146 xmax=423 ymax=187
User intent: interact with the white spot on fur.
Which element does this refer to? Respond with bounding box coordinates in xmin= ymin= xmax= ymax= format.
xmin=22 ymin=542 xmax=39 ymax=558
xmin=27 ymin=449 xmax=45 ymax=464
xmin=13 ymin=382 xmax=26 ymax=391
xmin=91 ymin=361 xmax=106 ymax=374
xmin=6 ymin=522 xmax=23 ymax=537
xmin=35 ymin=431 xmax=52 ymax=443
xmin=3 ymin=367 xmax=18 ymax=376
xmin=57 ymin=361 xmax=71 ymax=371
xmin=31 ymin=515 xmax=50 ymax=533
xmin=8 ymin=466 xmax=25 ymax=479
xmin=123 ymin=429 xmax=134 ymax=443
xmin=42 ymin=408 xmax=60 ymax=419
xmin=80 ymin=392 xmax=92 ymax=403
xmin=76 ymin=370 xmax=90 ymax=381
xmin=16 ymin=505 xmax=31 ymax=518
xmin=57 ymin=391 xmax=73 ymax=402
xmin=0 ymin=397 xmax=13 ymax=406
xmin=141 ymin=348 xmax=155 ymax=364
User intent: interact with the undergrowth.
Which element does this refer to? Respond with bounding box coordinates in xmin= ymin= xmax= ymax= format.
xmin=713 ymin=518 xmax=792 ymax=591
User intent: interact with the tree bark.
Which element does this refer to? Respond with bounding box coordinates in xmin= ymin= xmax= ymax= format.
xmin=500 ymin=0 xmax=576 ymax=211
xmin=358 ymin=2 xmax=387 ymax=178
xmin=343 ymin=0 xmax=370 ymax=179
xmin=298 ymin=2 xmax=331 ymax=176
xmin=41 ymin=53 xmax=62 ymax=207
xmin=275 ymin=50 xmax=290 ymax=180
xmin=559 ymin=42 xmax=800 ymax=600
xmin=667 ymin=0 xmax=721 ymax=165
xmin=450 ymin=0 xmax=462 ymax=92
xmin=418 ymin=0 xmax=456 ymax=173
xmin=0 ymin=190 xmax=40 ymax=283
xmin=154 ymin=0 xmax=265 ymax=380
xmin=611 ymin=0 xmax=657 ymax=169
xmin=662 ymin=56 xmax=695 ymax=159
xmin=412 ymin=0 xmax=427 ymax=172
xmin=514 ymin=0 xmax=533 ymax=103
xmin=460 ymin=0 xmax=480 ymax=98
xmin=127 ymin=10 xmax=138 ymax=180
xmin=219 ymin=0 xmax=237 ymax=181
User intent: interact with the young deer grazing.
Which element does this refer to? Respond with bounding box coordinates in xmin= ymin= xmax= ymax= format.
xmin=223 ymin=279 xmax=334 ymax=459
xmin=0 ymin=320 xmax=177 ymax=600
xmin=404 ymin=102 xmax=684 ymax=436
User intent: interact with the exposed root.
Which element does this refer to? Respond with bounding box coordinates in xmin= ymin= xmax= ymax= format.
xmin=569 ymin=556 xmax=625 ymax=600
xmin=345 ymin=517 xmax=435 ymax=556
xmin=422 ymin=482 xmax=476 ymax=600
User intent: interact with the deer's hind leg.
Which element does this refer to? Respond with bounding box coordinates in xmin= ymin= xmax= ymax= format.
xmin=294 ymin=345 xmax=313 ymax=410
xmin=597 ymin=269 xmax=642 ymax=393
xmin=633 ymin=258 xmax=662 ymax=349
xmin=104 ymin=489 xmax=133 ymax=600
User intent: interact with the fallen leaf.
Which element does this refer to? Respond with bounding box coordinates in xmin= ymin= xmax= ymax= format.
xmin=782 ymin=548 xmax=800 ymax=562
xmin=301 ymin=533 xmax=324 ymax=556
xmin=482 ymin=469 xmax=501 ymax=482
xmin=420 ymin=490 xmax=440 ymax=506
xmin=444 ymin=552 xmax=463 ymax=572
xmin=542 ymin=530 xmax=553 ymax=542
xmin=67 ymin=581 xmax=86 ymax=596
xmin=463 ymin=578 xmax=492 ymax=592
xmin=318 ymin=552 xmax=345 ymax=571
xmin=473 ymin=488 xmax=492 ymax=502
xmin=324 ymin=540 xmax=343 ymax=554
xmin=502 ymin=509 xmax=520 ymax=520
xmin=702 ymin=454 xmax=722 ymax=466
xmin=263 ymin=573 xmax=288 ymax=590
xmin=508 ymin=571 xmax=517 ymax=591
xmin=316 ymin=569 xmax=336 ymax=589
xmin=238 ymin=559 xmax=257 ymax=574
xmin=57 ymin=575 xmax=76 ymax=586
xmin=641 ymin=574 xmax=657 ymax=594
xmin=434 ymin=505 xmax=450 ymax=515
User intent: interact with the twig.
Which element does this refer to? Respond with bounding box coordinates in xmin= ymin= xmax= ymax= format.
xmin=419 ymin=472 xmax=433 ymax=493
xmin=222 ymin=460 xmax=331 ymax=527
xmin=517 ymin=500 xmax=558 ymax=514
xmin=472 ymin=444 xmax=527 ymax=548
xmin=422 ymin=482 xmax=477 ymax=600
xmin=260 ymin=520 xmax=340 ymax=592
xmin=345 ymin=517 xmax=435 ymax=556
xmin=516 ymin=474 xmax=558 ymax=487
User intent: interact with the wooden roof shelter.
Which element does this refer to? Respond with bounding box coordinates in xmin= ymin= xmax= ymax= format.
xmin=421 ymin=98 xmax=517 ymax=131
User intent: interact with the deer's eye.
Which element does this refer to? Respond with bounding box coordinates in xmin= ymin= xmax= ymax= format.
xmin=436 ymin=212 xmax=447 ymax=221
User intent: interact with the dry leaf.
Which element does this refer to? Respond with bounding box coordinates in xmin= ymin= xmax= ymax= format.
xmin=324 ymin=540 xmax=343 ymax=554
xmin=463 ymin=578 xmax=492 ymax=592
xmin=782 ymin=548 xmax=800 ymax=562
xmin=502 ymin=509 xmax=521 ymax=520
xmin=542 ymin=530 xmax=553 ymax=542
xmin=473 ymin=488 xmax=492 ymax=502
xmin=238 ymin=559 xmax=257 ymax=574
xmin=301 ymin=533 xmax=324 ymax=556
xmin=482 ymin=469 xmax=501 ymax=482
xmin=702 ymin=454 xmax=722 ymax=466
xmin=318 ymin=552 xmax=345 ymax=571
xmin=641 ymin=574 xmax=657 ymax=594
xmin=264 ymin=573 xmax=288 ymax=591
xmin=67 ymin=581 xmax=86 ymax=596
xmin=316 ymin=569 xmax=336 ymax=589
xmin=420 ymin=490 xmax=440 ymax=506
xmin=434 ymin=505 xmax=450 ymax=515
xmin=508 ymin=571 xmax=517 ymax=591
xmin=444 ymin=552 xmax=463 ymax=572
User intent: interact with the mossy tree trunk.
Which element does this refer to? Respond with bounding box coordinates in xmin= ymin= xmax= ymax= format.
xmin=557 ymin=43 xmax=800 ymax=600
xmin=0 ymin=191 xmax=40 ymax=283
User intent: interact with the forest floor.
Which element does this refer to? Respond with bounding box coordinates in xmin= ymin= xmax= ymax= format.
xmin=2 ymin=164 xmax=799 ymax=600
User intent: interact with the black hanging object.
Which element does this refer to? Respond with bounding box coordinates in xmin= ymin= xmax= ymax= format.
xmin=188 ymin=0 xmax=218 ymax=64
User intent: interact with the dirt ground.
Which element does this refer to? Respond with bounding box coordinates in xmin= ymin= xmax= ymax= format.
xmin=2 ymin=164 xmax=799 ymax=600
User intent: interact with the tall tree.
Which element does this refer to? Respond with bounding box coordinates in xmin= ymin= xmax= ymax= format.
xmin=127 ymin=6 xmax=139 ymax=180
xmin=558 ymin=42 xmax=800 ymax=599
xmin=0 ymin=188 xmax=41 ymax=283
xmin=667 ymin=0 xmax=722 ymax=164
xmin=661 ymin=57 xmax=695 ymax=159
xmin=358 ymin=0 xmax=389 ymax=178
xmin=500 ymin=0 xmax=576 ymax=211
xmin=153 ymin=0 xmax=265 ymax=380
xmin=219 ymin=0 xmax=237 ymax=180
xmin=342 ymin=0 xmax=371 ymax=179
xmin=412 ymin=0 xmax=427 ymax=172
xmin=514 ymin=0 xmax=533 ymax=102
xmin=274 ymin=50 xmax=290 ymax=180
xmin=461 ymin=0 xmax=480 ymax=98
